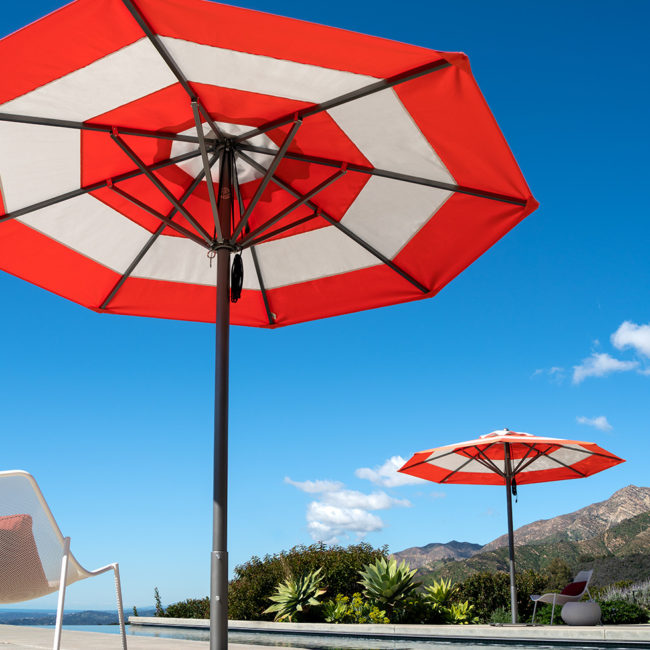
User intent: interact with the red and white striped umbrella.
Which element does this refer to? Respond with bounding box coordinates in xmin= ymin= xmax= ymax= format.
xmin=0 ymin=1 xmax=537 ymax=647
xmin=0 ymin=0 xmax=537 ymax=327
xmin=399 ymin=429 xmax=624 ymax=623
xmin=398 ymin=429 xmax=625 ymax=486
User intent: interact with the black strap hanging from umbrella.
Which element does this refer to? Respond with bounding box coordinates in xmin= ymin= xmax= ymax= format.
xmin=511 ymin=476 xmax=518 ymax=502
xmin=230 ymin=253 xmax=243 ymax=303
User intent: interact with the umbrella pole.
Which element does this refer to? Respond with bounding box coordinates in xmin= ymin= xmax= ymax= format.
xmin=212 ymin=147 xmax=233 ymax=650
xmin=504 ymin=444 xmax=518 ymax=624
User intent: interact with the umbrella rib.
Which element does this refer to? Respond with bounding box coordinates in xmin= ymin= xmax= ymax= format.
xmin=244 ymin=213 xmax=319 ymax=248
xmin=238 ymin=170 xmax=347 ymax=248
xmin=472 ymin=444 xmax=506 ymax=477
xmin=0 ymin=112 xmax=207 ymax=144
xmin=232 ymin=154 xmax=274 ymax=326
xmin=0 ymin=148 xmax=204 ymax=224
xmin=191 ymin=101 xmax=223 ymax=242
xmin=236 ymin=150 xmax=430 ymax=294
xmin=238 ymin=143 xmax=528 ymax=208
xmin=511 ymin=444 xmax=545 ymax=475
xmin=231 ymin=120 xmax=303 ymax=243
xmin=537 ymin=449 xmax=587 ymax=478
xmin=438 ymin=455 xmax=478 ymax=484
xmin=110 ymin=131 xmax=213 ymax=245
xmin=398 ymin=447 xmax=462 ymax=473
xmin=108 ymin=185 xmax=210 ymax=248
xmin=120 ymin=0 xmax=224 ymax=142
xmin=235 ymin=58 xmax=452 ymax=143
xmin=556 ymin=444 xmax=622 ymax=461
xmin=100 ymin=158 xmax=216 ymax=310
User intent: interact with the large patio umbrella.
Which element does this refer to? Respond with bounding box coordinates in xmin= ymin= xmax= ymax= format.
xmin=399 ymin=429 xmax=624 ymax=624
xmin=0 ymin=1 xmax=537 ymax=647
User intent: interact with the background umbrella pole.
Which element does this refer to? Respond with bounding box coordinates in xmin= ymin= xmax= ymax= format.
xmin=504 ymin=443 xmax=518 ymax=624
xmin=212 ymin=147 xmax=233 ymax=650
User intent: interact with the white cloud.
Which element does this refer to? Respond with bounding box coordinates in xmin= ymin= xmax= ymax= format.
xmin=355 ymin=455 xmax=425 ymax=487
xmin=532 ymin=366 xmax=565 ymax=382
xmin=572 ymin=353 xmax=638 ymax=384
xmin=306 ymin=503 xmax=385 ymax=544
xmin=319 ymin=489 xmax=410 ymax=510
xmin=286 ymin=476 xmax=410 ymax=543
xmin=577 ymin=415 xmax=613 ymax=432
xmin=430 ymin=491 xmax=446 ymax=500
xmin=284 ymin=477 xmax=344 ymax=493
xmin=611 ymin=321 xmax=650 ymax=358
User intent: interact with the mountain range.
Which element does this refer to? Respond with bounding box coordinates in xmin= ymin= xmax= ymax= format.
xmin=393 ymin=485 xmax=650 ymax=586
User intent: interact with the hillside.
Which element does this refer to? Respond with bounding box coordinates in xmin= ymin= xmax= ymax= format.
xmin=483 ymin=485 xmax=650 ymax=550
xmin=420 ymin=511 xmax=650 ymax=587
xmin=394 ymin=541 xmax=482 ymax=569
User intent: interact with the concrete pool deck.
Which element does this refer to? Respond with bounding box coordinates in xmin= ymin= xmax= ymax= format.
xmin=131 ymin=616 xmax=650 ymax=646
xmin=0 ymin=624 xmax=304 ymax=650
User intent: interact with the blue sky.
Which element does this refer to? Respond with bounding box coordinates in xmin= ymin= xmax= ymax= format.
xmin=1 ymin=0 xmax=649 ymax=611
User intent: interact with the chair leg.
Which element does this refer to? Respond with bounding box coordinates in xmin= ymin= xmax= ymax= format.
xmin=112 ymin=564 xmax=128 ymax=650
xmin=532 ymin=601 xmax=538 ymax=624
xmin=550 ymin=595 xmax=556 ymax=625
xmin=53 ymin=537 xmax=71 ymax=650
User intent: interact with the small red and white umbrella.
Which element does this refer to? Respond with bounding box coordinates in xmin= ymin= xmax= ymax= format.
xmin=399 ymin=429 xmax=624 ymax=623
xmin=1 ymin=1 xmax=538 ymax=646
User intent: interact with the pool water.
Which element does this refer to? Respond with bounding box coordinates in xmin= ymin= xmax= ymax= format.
xmin=39 ymin=624 xmax=643 ymax=650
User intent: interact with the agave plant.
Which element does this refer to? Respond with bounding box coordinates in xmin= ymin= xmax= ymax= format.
xmin=263 ymin=568 xmax=326 ymax=622
xmin=358 ymin=557 xmax=420 ymax=612
xmin=445 ymin=600 xmax=477 ymax=624
xmin=423 ymin=578 xmax=457 ymax=608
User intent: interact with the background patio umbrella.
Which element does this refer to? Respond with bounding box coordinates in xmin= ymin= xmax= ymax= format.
xmin=0 ymin=0 xmax=537 ymax=646
xmin=399 ymin=429 xmax=625 ymax=624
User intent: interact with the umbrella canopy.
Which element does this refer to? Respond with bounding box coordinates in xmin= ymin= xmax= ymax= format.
xmin=399 ymin=429 xmax=624 ymax=623
xmin=0 ymin=1 xmax=537 ymax=647
xmin=0 ymin=0 xmax=537 ymax=327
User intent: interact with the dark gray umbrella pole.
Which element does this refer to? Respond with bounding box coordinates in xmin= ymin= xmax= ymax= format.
xmin=212 ymin=147 xmax=233 ymax=650
xmin=504 ymin=443 xmax=518 ymax=624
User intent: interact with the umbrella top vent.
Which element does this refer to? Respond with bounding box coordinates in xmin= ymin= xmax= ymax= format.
xmin=480 ymin=429 xmax=535 ymax=439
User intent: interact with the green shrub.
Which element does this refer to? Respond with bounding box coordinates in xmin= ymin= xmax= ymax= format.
xmin=599 ymin=599 xmax=648 ymax=624
xmin=228 ymin=542 xmax=387 ymax=621
xmin=455 ymin=570 xmax=547 ymax=623
xmin=358 ymin=557 xmax=420 ymax=615
xmin=322 ymin=593 xmax=389 ymax=624
xmin=165 ymin=597 xmax=210 ymax=619
xmin=446 ymin=601 xmax=477 ymax=624
xmin=263 ymin=568 xmax=326 ymax=622
xmin=531 ymin=603 xmax=565 ymax=625
xmin=489 ymin=607 xmax=511 ymax=624
xmin=398 ymin=594 xmax=441 ymax=624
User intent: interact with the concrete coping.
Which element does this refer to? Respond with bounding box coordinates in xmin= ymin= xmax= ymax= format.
xmin=130 ymin=616 xmax=650 ymax=645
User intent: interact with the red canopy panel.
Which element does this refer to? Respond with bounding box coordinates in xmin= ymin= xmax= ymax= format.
xmin=0 ymin=0 xmax=538 ymax=327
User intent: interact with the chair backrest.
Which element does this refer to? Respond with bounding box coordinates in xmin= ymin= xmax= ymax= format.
xmin=573 ymin=570 xmax=593 ymax=586
xmin=0 ymin=470 xmax=88 ymax=603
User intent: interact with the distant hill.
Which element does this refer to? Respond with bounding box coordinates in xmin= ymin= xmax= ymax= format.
xmin=483 ymin=485 xmax=650 ymax=551
xmin=0 ymin=607 xmax=156 ymax=626
xmin=393 ymin=541 xmax=482 ymax=569
xmin=393 ymin=485 xmax=650 ymax=587
xmin=419 ymin=511 xmax=650 ymax=586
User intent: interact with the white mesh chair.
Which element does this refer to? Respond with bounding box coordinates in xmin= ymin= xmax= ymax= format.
xmin=0 ymin=470 xmax=127 ymax=649
xmin=531 ymin=569 xmax=593 ymax=624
